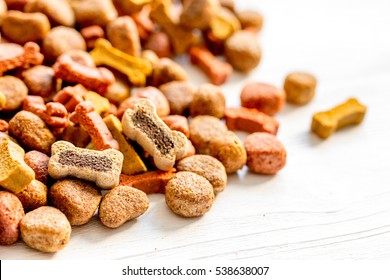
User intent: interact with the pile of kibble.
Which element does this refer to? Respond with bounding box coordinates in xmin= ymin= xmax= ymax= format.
xmin=0 ymin=0 xmax=366 ymax=254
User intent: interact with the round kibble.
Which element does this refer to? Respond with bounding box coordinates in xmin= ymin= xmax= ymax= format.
xmin=24 ymin=0 xmax=75 ymax=27
xmin=20 ymin=206 xmax=71 ymax=253
xmin=236 ymin=10 xmax=264 ymax=33
xmin=99 ymin=185 xmax=149 ymax=228
xmin=16 ymin=180 xmax=48 ymax=212
xmin=73 ymin=0 xmax=118 ymax=28
xmin=50 ymin=179 xmax=102 ymax=226
xmin=106 ymin=16 xmax=141 ymax=56
xmin=8 ymin=110 xmax=56 ymax=154
xmin=189 ymin=115 xmax=228 ymax=154
xmin=133 ymin=86 xmax=170 ymax=117
xmin=24 ymin=150 xmax=50 ymax=185
xmin=224 ymin=30 xmax=261 ymax=72
xmin=0 ymin=191 xmax=25 ymax=245
xmin=244 ymin=132 xmax=287 ymax=174
xmin=190 ymin=83 xmax=226 ymax=119
xmin=208 ymin=131 xmax=247 ymax=173
xmin=284 ymin=72 xmax=317 ymax=105
xmin=241 ymin=82 xmax=285 ymax=116
xmin=165 ymin=171 xmax=214 ymax=218
xmin=22 ymin=66 xmax=56 ymax=99
xmin=180 ymin=0 xmax=220 ymax=30
xmin=0 ymin=76 xmax=28 ymax=112
xmin=152 ymin=58 xmax=188 ymax=87
xmin=144 ymin=31 xmax=173 ymax=58
xmin=159 ymin=81 xmax=196 ymax=116
xmin=177 ymin=155 xmax=227 ymax=194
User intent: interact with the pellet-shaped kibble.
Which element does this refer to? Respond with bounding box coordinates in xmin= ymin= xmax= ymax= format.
xmin=0 ymin=76 xmax=28 ymax=112
xmin=20 ymin=206 xmax=71 ymax=253
xmin=190 ymin=83 xmax=226 ymax=119
xmin=50 ymin=179 xmax=102 ymax=226
xmin=244 ymin=132 xmax=287 ymax=174
xmin=15 ymin=180 xmax=48 ymax=212
xmin=0 ymin=191 xmax=25 ymax=245
xmin=165 ymin=172 xmax=214 ymax=218
xmin=176 ymin=155 xmax=227 ymax=194
xmin=22 ymin=66 xmax=56 ymax=99
xmin=99 ymin=185 xmax=149 ymax=228
xmin=284 ymin=72 xmax=317 ymax=105
xmin=24 ymin=151 xmax=50 ymax=185
xmin=159 ymin=81 xmax=196 ymax=116
xmin=24 ymin=0 xmax=75 ymax=27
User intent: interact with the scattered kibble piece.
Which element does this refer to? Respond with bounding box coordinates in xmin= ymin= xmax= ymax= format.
xmin=0 ymin=191 xmax=25 ymax=245
xmin=190 ymin=83 xmax=226 ymax=119
xmin=15 ymin=180 xmax=48 ymax=212
xmin=284 ymin=72 xmax=317 ymax=105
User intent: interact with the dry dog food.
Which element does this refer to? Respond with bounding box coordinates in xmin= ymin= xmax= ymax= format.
xmin=151 ymin=58 xmax=188 ymax=87
xmin=24 ymin=0 xmax=75 ymax=27
xmin=209 ymin=7 xmax=241 ymax=41
xmin=165 ymin=171 xmax=214 ymax=218
xmin=50 ymin=179 xmax=102 ymax=226
xmin=176 ymin=155 xmax=227 ymax=194
xmin=72 ymin=0 xmax=118 ymax=28
xmin=161 ymin=115 xmax=190 ymax=138
xmin=159 ymin=81 xmax=196 ymax=116
xmin=180 ymin=0 xmax=219 ymax=30
xmin=311 ymin=98 xmax=367 ymax=139
xmin=241 ymin=82 xmax=286 ymax=116
xmin=236 ymin=10 xmax=264 ymax=33
xmin=144 ymin=31 xmax=173 ymax=58
xmin=99 ymin=185 xmax=149 ymax=228
xmin=20 ymin=206 xmax=71 ymax=252
xmin=15 ymin=180 xmax=48 ymax=212
xmin=0 ymin=191 xmax=25 ymax=245
xmin=22 ymin=65 xmax=56 ymax=99
xmin=190 ymin=83 xmax=226 ymax=119
xmin=122 ymin=99 xmax=186 ymax=171
xmin=244 ymin=132 xmax=287 ymax=174
xmin=284 ymin=72 xmax=317 ymax=105
xmin=132 ymin=86 xmax=170 ymax=117
xmin=81 ymin=25 xmax=105 ymax=50
xmin=0 ymin=76 xmax=28 ymax=112
xmin=119 ymin=169 xmax=175 ymax=194
xmin=48 ymin=141 xmax=123 ymax=189
xmin=24 ymin=150 xmax=50 ymax=185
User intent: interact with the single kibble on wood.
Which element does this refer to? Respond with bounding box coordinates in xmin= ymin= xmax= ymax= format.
xmin=244 ymin=132 xmax=287 ymax=175
xmin=225 ymin=107 xmax=279 ymax=135
xmin=190 ymin=83 xmax=226 ymax=119
xmin=48 ymin=141 xmax=123 ymax=189
xmin=8 ymin=110 xmax=56 ymax=154
xmin=1 ymin=11 xmax=50 ymax=44
xmin=0 ymin=76 xmax=28 ymax=112
xmin=24 ymin=0 xmax=75 ymax=27
xmin=15 ymin=180 xmax=48 ymax=212
xmin=122 ymin=99 xmax=186 ymax=171
xmin=119 ymin=169 xmax=175 ymax=194
xmin=103 ymin=114 xmax=147 ymax=176
xmin=50 ymin=179 xmax=102 ymax=226
xmin=311 ymin=98 xmax=367 ymax=139
xmin=24 ymin=151 xmax=50 ymax=185
xmin=176 ymin=155 xmax=227 ymax=194
xmin=159 ymin=81 xmax=196 ymax=116
xmin=20 ymin=206 xmax=71 ymax=253
xmin=284 ymin=72 xmax=317 ymax=105
xmin=241 ymin=82 xmax=286 ymax=116
xmin=165 ymin=171 xmax=214 ymax=218
xmin=0 ymin=191 xmax=25 ymax=245
xmin=99 ymin=185 xmax=149 ymax=228
xmin=236 ymin=10 xmax=264 ymax=33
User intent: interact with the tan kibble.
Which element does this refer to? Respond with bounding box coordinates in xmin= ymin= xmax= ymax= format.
xmin=176 ymin=155 xmax=227 ymax=194
xmin=20 ymin=206 xmax=71 ymax=253
xmin=72 ymin=0 xmax=118 ymax=27
xmin=8 ymin=111 xmax=56 ymax=154
xmin=0 ymin=191 xmax=25 ymax=245
xmin=24 ymin=151 xmax=50 ymax=185
xmin=165 ymin=171 xmax=214 ymax=218
xmin=113 ymin=0 xmax=151 ymax=15
xmin=236 ymin=10 xmax=264 ymax=33
xmin=0 ymin=0 xmax=6 ymax=16
xmin=99 ymin=185 xmax=149 ymax=228
xmin=1 ymin=11 xmax=50 ymax=44
xmin=0 ymin=76 xmax=28 ymax=112
xmin=24 ymin=0 xmax=75 ymax=27
xmin=22 ymin=66 xmax=55 ymax=99
xmin=180 ymin=0 xmax=220 ymax=30
xmin=152 ymin=58 xmax=188 ymax=87
xmin=50 ymin=179 xmax=102 ymax=226
xmin=209 ymin=7 xmax=241 ymax=40
xmin=284 ymin=72 xmax=317 ymax=105
xmin=224 ymin=30 xmax=261 ymax=72
xmin=189 ymin=115 xmax=228 ymax=154
xmin=190 ymin=83 xmax=226 ymax=119
xmin=144 ymin=31 xmax=173 ymax=58
xmin=159 ymin=81 xmax=196 ymax=116
xmin=208 ymin=131 xmax=247 ymax=173
xmin=15 ymin=180 xmax=48 ymax=212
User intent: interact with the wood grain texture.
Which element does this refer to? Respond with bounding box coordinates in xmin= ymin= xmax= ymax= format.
xmin=1 ymin=0 xmax=390 ymax=260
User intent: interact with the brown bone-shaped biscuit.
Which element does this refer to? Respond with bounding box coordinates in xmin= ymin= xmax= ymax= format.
xmin=48 ymin=141 xmax=123 ymax=189
xmin=122 ymin=99 xmax=186 ymax=171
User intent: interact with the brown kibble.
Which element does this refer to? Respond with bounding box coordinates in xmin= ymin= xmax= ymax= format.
xmin=50 ymin=179 xmax=102 ymax=226
xmin=60 ymin=122 xmax=91 ymax=148
xmin=209 ymin=7 xmax=241 ymax=40
xmin=73 ymin=0 xmax=118 ymax=27
xmin=1 ymin=11 xmax=50 ymax=44
xmin=22 ymin=66 xmax=56 ymax=99
xmin=24 ymin=0 xmax=75 ymax=27
xmin=161 ymin=115 xmax=190 ymax=138
xmin=203 ymin=30 xmax=225 ymax=55
xmin=241 ymin=82 xmax=286 ymax=116
xmin=208 ymin=131 xmax=247 ymax=173
xmin=113 ymin=0 xmax=151 ymax=15
xmin=15 ymin=180 xmax=48 ymax=212
xmin=181 ymin=138 xmax=196 ymax=160
xmin=180 ymin=0 xmax=220 ymax=30
xmin=8 ymin=111 xmax=56 ymax=154
xmin=151 ymin=58 xmax=188 ymax=87
xmin=224 ymin=30 xmax=261 ymax=72
xmin=159 ymin=81 xmax=195 ymax=116
xmin=0 ymin=76 xmax=28 ymax=112
xmin=24 ymin=150 xmax=50 ymax=185
xmin=225 ymin=107 xmax=279 ymax=135
xmin=119 ymin=169 xmax=175 ymax=194
xmin=105 ymin=78 xmax=131 ymax=106
xmin=236 ymin=10 xmax=264 ymax=33
xmin=219 ymin=0 xmax=234 ymax=11
xmin=284 ymin=72 xmax=317 ymax=105
xmin=0 ymin=191 xmax=25 ymax=245
xmin=131 ymin=5 xmax=155 ymax=41
xmin=20 ymin=206 xmax=71 ymax=253
xmin=99 ymin=185 xmax=149 ymax=228
xmin=144 ymin=31 xmax=173 ymax=58
xmin=165 ymin=171 xmax=214 ymax=218
xmin=4 ymin=0 xmax=32 ymax=10
xmin=244 ymin=132 xmax=287 ymax=174
xmin=190 ymin=83 xmax=226 ymax=119
xmin=0 ymin=120 xmax=8 ymax=132
xmin=80 ymin=25 xmax=105 ymax=50
xmin=64 ymin=49 xmax=96 ymax=67
xmin=53 ymin=84 xmax=87 ymax=113
xmin=176 ymin=155 xmax=227 ymax=194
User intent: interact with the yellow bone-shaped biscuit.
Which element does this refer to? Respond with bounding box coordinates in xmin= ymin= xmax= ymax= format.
xmin=84 ymin=91 xmax=110 ymax=115
xmin=103 ymin=114 xmax=147 ymax=175
xmin=311 ymin=98 xmax=367 ymax=138
xmin=90 ymin=39 xmax=152 ymax=87
xmin=0 ymin=138 xmax=35 ymax=193
xmin=48 ymin=141 xmax=123 ymax=189
xmin=0 ymin=90 xmax=6 ymax=110
xmin=122 ymin=99 xmax=186 ymax=171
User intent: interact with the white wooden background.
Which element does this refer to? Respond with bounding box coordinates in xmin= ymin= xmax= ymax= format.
xmin=1 ymin=0 xmax=390 ymax=260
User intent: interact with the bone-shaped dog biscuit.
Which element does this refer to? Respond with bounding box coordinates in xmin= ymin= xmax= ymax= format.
xmin=122 ymin=99 xmax=186 ymax=171
xmin=311 ymin=98 xmax=367 ymax=139
xmin=48 ymin=141 xmax=123 ymax=189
